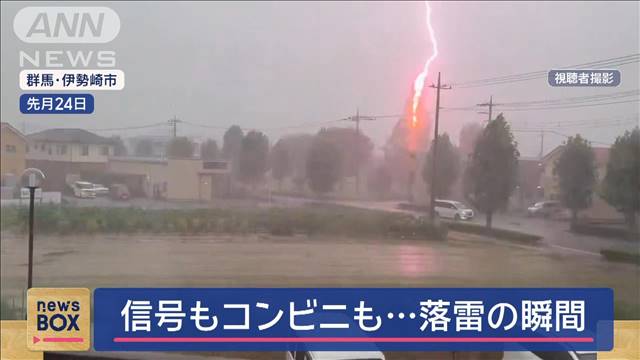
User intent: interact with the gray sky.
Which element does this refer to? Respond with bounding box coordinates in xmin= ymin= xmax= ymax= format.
xmin=2 ymin=1 xmax=639 ymax=157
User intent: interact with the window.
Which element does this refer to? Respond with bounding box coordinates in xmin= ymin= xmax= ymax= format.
xmin=5 ymin=144 xmax=16 ymax=153
xmin=81 ymin=145 xmax=89 ymax=156
xmin=26 ymin=144 xmax=29 ymax=153
xmin=203 ymin=161 xmax=228 ymax=170
xmin=101 ymin=146 xmax=110 ymax=156
xmin=57 ymin=145 xmax=67 ymax=155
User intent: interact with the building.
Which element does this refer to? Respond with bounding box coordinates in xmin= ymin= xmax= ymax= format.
xmin=540 ymin=145 xmax=618 ymax=219
xmin=26 ymin=128 xmax=115 ymax=190
xmin=1 ymin=122 xmax=27 ymax=188
xmin=126 ymin=135 xmax=171 ymax=158
xmin=107 ymin=157 xmax=231 ymax=201
xmin=511 ymin=157 xmax=545 ymax=209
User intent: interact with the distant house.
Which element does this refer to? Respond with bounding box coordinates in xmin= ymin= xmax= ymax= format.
xmin=26 ymin=128 xmax=114 ymax=190
xmin=511 ymin=157 xmax=545 ymax=209
xmin=540 ymin=145 xmax=618 ymax=219
xmin=1 ymin=122 xmax=27 ymax=188
xmin=107 ymin=157 xmax=231 ymax=201
xmin=126 ymin=135 xmax=171 ymax=158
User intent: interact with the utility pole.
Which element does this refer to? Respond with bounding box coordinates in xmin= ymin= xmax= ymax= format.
xmin=428 ymin=72 xmax=452 ymax=220
xmin=346 ymin=108 xmax=374 ymax=196
xmin=477 ymin=96 xmax=495 ymax=122
xmin=168 ymin=116 xmax=181 ymax=138
xmin=539 ymin=130 xmax=545 ymax=159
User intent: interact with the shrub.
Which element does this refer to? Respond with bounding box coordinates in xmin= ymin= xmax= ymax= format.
xmin=572 ymin=223 xmax=638 ymax=240
xmin=447 ymin=221 xmax=541 ymax=244
xmin=600 ymin=249 xmax=640 ymax=265
xmin=0 ymin=205 xmax=449 ymax=241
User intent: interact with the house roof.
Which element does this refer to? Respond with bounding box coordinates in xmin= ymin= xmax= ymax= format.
xmin=27 ymin=128 xmax=113 ymax=145
xmin=541 ymin=144 xmax=610 ymax=167
xmin=1 ymin=122 xmax=27 ymax=141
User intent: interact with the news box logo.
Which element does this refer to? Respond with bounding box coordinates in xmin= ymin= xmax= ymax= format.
xmin=27 ymin=288 xmax=91 ymax=351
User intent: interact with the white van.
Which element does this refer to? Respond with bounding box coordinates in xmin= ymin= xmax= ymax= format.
xmin=71 ymin=181 xmax=97 ymax=198
xmin=434 ymin=200 xmax=474 ymax=221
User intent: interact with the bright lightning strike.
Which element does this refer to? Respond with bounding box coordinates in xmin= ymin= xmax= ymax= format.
xmin=411 ymin=1 xmax=439 ymax=128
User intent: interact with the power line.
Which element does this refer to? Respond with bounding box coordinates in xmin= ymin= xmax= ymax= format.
xmin=497 ymin=99 xmax=639 ymax=111
xmin=442 ymin=90 xmax=640 ymax=112
xmin=450 ymin=53 xmax=640 ymax=88
xmin=88 ymin=122 xmax=167 ymax=132
xmin=512 ymin=128 xmax=613 ymax=146
xmin=496 ymin=90 xmax=639 ymax=107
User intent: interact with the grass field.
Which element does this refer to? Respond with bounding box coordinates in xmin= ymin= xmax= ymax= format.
xmin=2 ymin=230 xmax=638 ymax=319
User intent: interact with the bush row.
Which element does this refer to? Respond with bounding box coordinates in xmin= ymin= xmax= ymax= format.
xmin=600 ymin=249 xmax=640 ymax=266
xmin=446 ymin=221 xmax=542 ymax=244
xmin=0 ymin=205 xmax=448 ymax=240
xmin=572 ymin=223 xmax=638 ymax=240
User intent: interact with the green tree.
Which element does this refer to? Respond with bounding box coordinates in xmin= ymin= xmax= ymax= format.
xmin=270 ymin=139 xmax=291 ymax=190
xmin=200 ymin=139 xmax=219 ymax=160
xmin=110 ymin=136 xmax=128 ymax=157
xmin=306 ymin=136 xmax=342 ymax=195
xmin=238 ymin=130 xmax=269 ymax=186
xmin=553 ymin=134 xmax=596 ymax=225
xmin=317 ymin=127 xmax=373 ymax=178
xmin=602 ymin=127 xmax=640 ymax=233
xmin=458 ymin=122 xmax=483 ymax=158
xmin=166 ymin=136 xmax=195 ymax=158
xmin=466 ymin=114 xmax=520 ymax=228
xmin=222 ymin=125 xmax=244 ymax=160
xmin=134 ymin=139 xmax=154 ymax=157
xmin=367 ymin=164 xmax=392 ymax=199
xmin=422 ymin=133 xmax=461 ymax=199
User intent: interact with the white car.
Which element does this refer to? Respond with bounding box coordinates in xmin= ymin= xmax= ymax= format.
xmin=527 ymin=201 xmax=561 ymax=218
xmin=287 ymin=351 xmax=385 ymax=360
xmin=71 ymin=181 xmax=97 ymax=198
xmin=91 ymin=183 xmax=110 ymax=196
xmin=434 ymin=200 xmax=474 ymax=221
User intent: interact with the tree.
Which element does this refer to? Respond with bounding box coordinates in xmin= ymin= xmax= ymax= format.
xmin=134 ymin=139 xmax=154 ymax=157
xmin=281 ymin=134 xmax=314 ymax=189
xmin=553 ymin=134 xmax=596 ymax=225
xmin=200 ymin=139 xmax=219 ymax=160
xmin=222 ymin=125 xmax=244 ymax=160
xmin=465 ymin=114 xmax=520 ymax=228
xmin=238 ymin=130 xmax=269 ymax=186
xmin=602 ymin=127 xmax=639 ymax=233
xmin=317 ymin=127 xmax=373 ymax=178
xmin=458 ymin=122 xmax=483 ymax=158
xmin=166 ymin=136 xmax=195 ymax=158
xmin=306 ymin=136 xmax=342 ymax=195
xmin=110 ymin=136 xmax=128 ymax=156
xmin=270 ymin=139 xmax=291 ymax=189
xmin=367 ymin=164 xmax=392 ymax=199
xmin=422 ymin=133 xmax=461 ymax=199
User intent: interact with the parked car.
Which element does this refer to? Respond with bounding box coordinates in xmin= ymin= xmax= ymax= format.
xmin=527 ymin=200 xmax=562 ymax=218
xmin=70 ymin=181 xmax=96 ymax=199
xmin=109 ymin=183 xmax=130 ymax=200
xmin=287 ymin=351 xmax=385 ymax=360
xmin=434 ymin=200 xmax=474 ymax=221
xmin=91 ymin=183 xmax=110 ymax=196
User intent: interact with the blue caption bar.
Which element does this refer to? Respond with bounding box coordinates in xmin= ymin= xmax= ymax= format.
xmin=19 ymin=93 xmax=94 ymax=114
xmin=548 ymin=69 xmax=621 ymax=87
xmin=94 ymin=288 xmax=613 ymax=352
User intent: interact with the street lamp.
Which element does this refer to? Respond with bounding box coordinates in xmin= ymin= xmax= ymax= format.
xmin=20 ymin=168 xmax=45 ymax=290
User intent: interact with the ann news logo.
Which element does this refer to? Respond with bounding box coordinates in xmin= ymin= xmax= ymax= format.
xmin=27 ymin=288 xmax=91 ymax=351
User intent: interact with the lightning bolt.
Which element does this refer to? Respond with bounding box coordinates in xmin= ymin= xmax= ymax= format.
xmin=411 ymin=0 xmax=439 ymax=128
